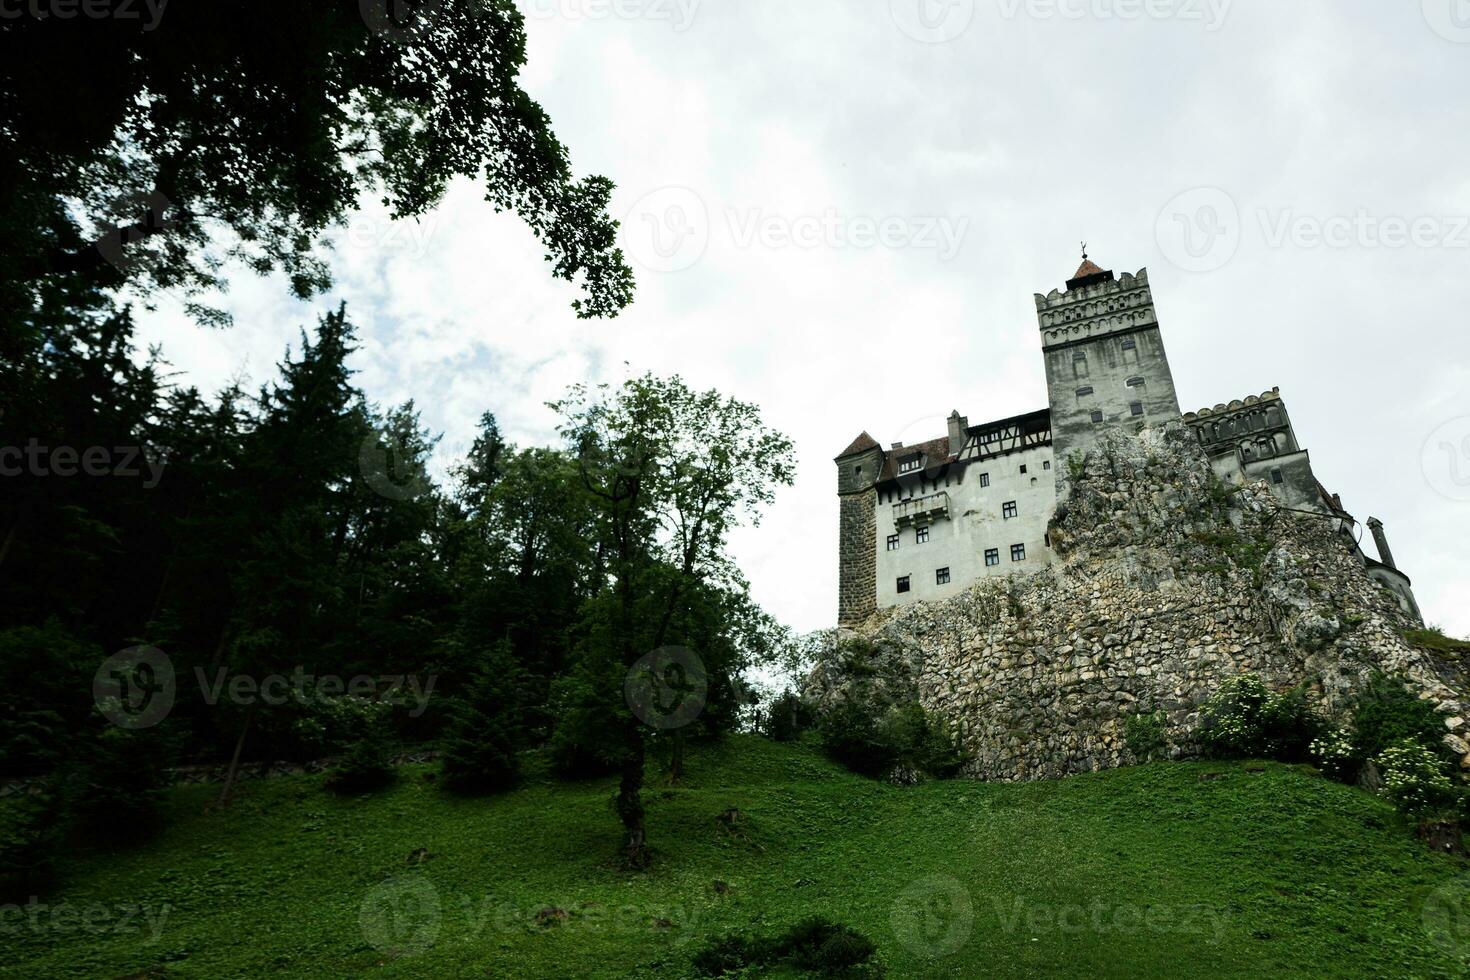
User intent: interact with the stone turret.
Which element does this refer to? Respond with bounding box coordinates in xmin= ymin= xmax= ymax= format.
xmin=1367 ymin=517 xmax=1397 ymax=570
xmin=835 ymin=432 xmax=883 ymax=627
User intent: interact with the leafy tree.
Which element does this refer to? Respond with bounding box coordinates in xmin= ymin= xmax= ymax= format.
xmin=1 ymin=1 xmax=633 ymax=320
xmin=550 ymin=375 xmax=794 ymax=867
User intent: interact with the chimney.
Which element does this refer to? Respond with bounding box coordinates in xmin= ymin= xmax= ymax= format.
xmin=947 ymin=410 xmax=968 ymax=455
xmin=1367 ymin=517 xmax=1396 ymax=570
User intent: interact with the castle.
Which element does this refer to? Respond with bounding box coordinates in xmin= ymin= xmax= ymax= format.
xmin=835 ymin=253 xmax=1422 ymax=626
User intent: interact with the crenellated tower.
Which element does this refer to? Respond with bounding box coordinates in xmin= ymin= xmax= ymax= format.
xmin=1036 ymin=255 xmax=1182 ymax=469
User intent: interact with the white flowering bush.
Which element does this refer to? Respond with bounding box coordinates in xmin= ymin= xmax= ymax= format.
xmin=1197 ymin=674 xmax=1324 ymax=761
xmin=1308 ymin=727 xmax=1357 ymax=782
xmin=1377 ymin=739 xmax=1455 ymax=817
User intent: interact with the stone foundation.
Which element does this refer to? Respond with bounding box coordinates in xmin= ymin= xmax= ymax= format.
xmin=805 ymin=423 xmax=1466 ymax=782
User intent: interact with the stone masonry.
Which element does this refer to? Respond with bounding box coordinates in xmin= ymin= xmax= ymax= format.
xmin=806 ymin=422 xmax=1467 ymax=782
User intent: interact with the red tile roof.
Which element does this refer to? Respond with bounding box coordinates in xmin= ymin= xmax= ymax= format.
xmin=835 ymin=431 xmax=880 ymax=459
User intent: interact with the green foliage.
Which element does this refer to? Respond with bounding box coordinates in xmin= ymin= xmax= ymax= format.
xmin=1 ymin=2 xmax=633 ymax=320
xmin=1352 ymin=673 xmax=1448 ymax=762
xmin=64 ymin=727 xmax=172 ymax=836
xmin=1196 ymin=675 xmax=1325 ymax=762
xmin=1190 ymin=527 xmax=1272 ymax=585
xmin=764 ymin=690 xmax=815 ymax=743
xmin=693 ymin=916 xmax=881 ymax=977
xmin=1308 ymin=727 xmax=1358 ymax=782
xmin=440 ymin=654 xmax=523 ymax=795
xmin=817 ymin=699 xmax=965 ymax=781
xmin=0 ymin=623 xmax=97 ymax=778
xmin=1403 ymin=626 xmax=1470 ymax=658
xmin=1123 ymin=710 xmax=1168 ymax=763
xmin=317 ymin=697 xmax=397 ymax=795
xmin=1377 ymin=740 xmax=1456 ymax=818
xmin=0 ymin=784 xmax=67 ymax=891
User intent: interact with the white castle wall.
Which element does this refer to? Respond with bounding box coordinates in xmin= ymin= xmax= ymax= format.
xmin=875 ymin=444 xmax=1056 ymax=609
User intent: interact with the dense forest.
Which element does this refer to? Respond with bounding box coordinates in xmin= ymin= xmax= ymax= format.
xmin=0 ymin=283 xmax=798 ymax=875
xmin=0 ymin=1 xmax=797 ymax=881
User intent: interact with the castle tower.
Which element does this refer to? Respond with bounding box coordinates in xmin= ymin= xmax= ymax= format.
xmin=1036 ymin=253 xmax=1182 ymax=467
xmin=835 ymin=432 xmax=883 ymax=627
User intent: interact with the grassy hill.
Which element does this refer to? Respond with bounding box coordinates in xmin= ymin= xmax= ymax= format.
xmin=5 ymin=736 xmax=1469 ymax=978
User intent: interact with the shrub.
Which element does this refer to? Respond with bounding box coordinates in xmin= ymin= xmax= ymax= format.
xmin=1123 ymin=710 xmax=1168 ymax=762
xmin=692 ymin=917 xmax=881 ymax=977
xmin=317 ymin=697 xmax=397 ymax=794
xmin=0 ymin=623 xmax=98 ymax=779
xmin=1377 ymin=739 xmax=1456 ymax=818
xmin=441 ymin=665 xmax=522 ymax=794
xmin=782 ymin=916 xmax=880 ymax=974
xmin=817 ymin=699 xmax=964 ymax=781
xmin=1403 ymin=626 xmax=1470 ymax=658
xmin=765 ymin=690 xmax=815 ymax=743
xmin=818 ymin=698 xmax=898 ymax=777
xmin=1353 ymin=673 xmax=1449 ymax=761
xmin=1308 ymin=727 xmax=1357 ymax=782
xmin=0 ymin=785 xmax=67 ymax=894
xmin=1196 ymin=674 xmax=1324 ymax=762
xmin=65 ymin=727 xmax=170 ymax=836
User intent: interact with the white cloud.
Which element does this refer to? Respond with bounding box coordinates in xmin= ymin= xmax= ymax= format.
xmin=132 ymin=1 xmax=1470 ymax=637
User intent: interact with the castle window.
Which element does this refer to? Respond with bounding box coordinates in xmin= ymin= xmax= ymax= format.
xmin=898 ymin=454 xmax=923 ymax=474
xmin=853 ymin=465 xmax=862 ymax=477
xmin=1122 ymin=337 xmax=1140 ymax=365
xmin=979 ymin=472 xmax=990 ymax=488
xmin=886 ymin=534 xmax=900 ymax=551
xmin=1002 ymin=501 xmax=1018 ymax=519
xmin=1126 ymin=377 xmax=1145 ymax=387
xmin=896 ymin=576 xmax=911 ymax=594
xmin=1121 ymin=338 xmax=1137 ymax=349
xmin=936 ymin=567 xmax=951 ymax=585
xmin=1130 ymin=401 xmax=1144 ymax=417
xmin=915 ymin=526 xmax=930 ymax=544
xmin=1019 ymin=464 xmax=1028 ymax=474
xmin=1271 ymin=468 xmax=1284 ymax=485
xmin=985 ymin=548 xmax=1000 ymax=567
xmin=1072 ymin=351 xmax=1089 ymax=380
xmin=1090 ymin=410 xmax=1104 ymax=424
xmin=1011 ymin=543 xmax=1026 ymax=562
xmin=1076 ymin=386 xmax=1094 ymax=399
xmin=1043 ymin=460 xmax=1051 ymax=471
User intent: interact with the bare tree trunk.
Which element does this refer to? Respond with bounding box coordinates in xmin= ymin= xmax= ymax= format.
xmin=217 ymin=705 xmax=255 ymax=808
xmin=670 ymin=731 xmax=685 ymax=783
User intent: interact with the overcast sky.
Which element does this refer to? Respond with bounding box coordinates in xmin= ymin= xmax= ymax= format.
xmin=136 ymin=0 xmax=1470 ymax=638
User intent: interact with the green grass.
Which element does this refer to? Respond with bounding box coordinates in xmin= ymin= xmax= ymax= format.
xmin=1405 ymin=627 xmax=1470 ymax=659
xmin=5 ymin=737 xmax=1470 ymax=978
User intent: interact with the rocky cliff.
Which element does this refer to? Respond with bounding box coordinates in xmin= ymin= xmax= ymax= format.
xmin=804 ymin=422 xmax=1466 ymax=782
